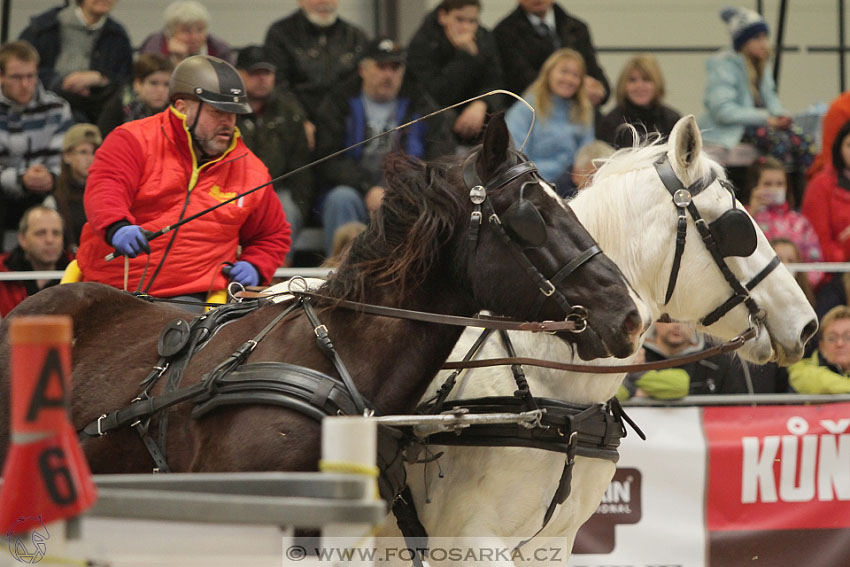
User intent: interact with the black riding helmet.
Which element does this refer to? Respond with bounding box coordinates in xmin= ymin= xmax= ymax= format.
xmin=169 ymin=55 xmax=251 ymax=115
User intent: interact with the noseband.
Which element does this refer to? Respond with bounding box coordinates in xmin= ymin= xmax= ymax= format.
xmin=462 ymin=150 xmax=602 ymax=332
xmin=654 ymin=155 xmax=781 ymax=329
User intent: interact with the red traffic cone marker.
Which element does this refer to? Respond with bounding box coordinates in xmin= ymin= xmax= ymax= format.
xmin=0 ymin=316 xmax=97 ymax=535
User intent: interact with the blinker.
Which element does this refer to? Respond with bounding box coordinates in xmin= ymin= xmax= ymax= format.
xmin=708 ymin=208 xmax=757 ymax=257
xmin=501 ymin=182 xmax=547 ymax=247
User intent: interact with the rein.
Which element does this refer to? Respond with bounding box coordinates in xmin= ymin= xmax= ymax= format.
xmin=105 ymin=90 xmax=532 ymax=263
xmin=237 ymin=290 xmax=585 ymax=332
xmin=441 ymin=326 xmax=757 ymax=372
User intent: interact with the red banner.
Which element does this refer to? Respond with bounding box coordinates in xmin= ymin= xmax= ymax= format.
xmin=704 ymin=403 xmax=850 ymax=532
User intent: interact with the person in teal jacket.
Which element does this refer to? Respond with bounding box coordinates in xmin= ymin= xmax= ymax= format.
xmin=698 ymin=7 xmax=789 ymax=149
xmin=789 ymin=305 xmax=850 ymax=394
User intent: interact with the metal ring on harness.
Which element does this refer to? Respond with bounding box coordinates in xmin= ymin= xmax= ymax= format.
xmin=566 ymin=307 xmax=588 ymax=334
xmin=227 ymin=281 xmax=245 ymax=302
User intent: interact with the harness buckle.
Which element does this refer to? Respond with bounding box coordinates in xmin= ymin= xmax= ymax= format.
xmin=470 ymin=210 xmax=482 ymax=225
xmin=314 ymin=324 xmax=328 ymax=338
xmin=96 ymin=414 xmax=108 ymax=437
xmin=489 ymin=213 xmax=501 ymax=225
xmin=566 ymin=430 xmax=578 ymax=464
xmin=539 ymin=279 xmax=555 ymax=297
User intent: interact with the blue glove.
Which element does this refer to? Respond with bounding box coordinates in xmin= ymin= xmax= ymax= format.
xmin=227 ymin=261 xmax=259 ymax=287
xmin=112 ymin=225 xmax=150 ymax=258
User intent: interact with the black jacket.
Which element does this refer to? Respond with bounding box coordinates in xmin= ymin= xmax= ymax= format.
xmin=626 ymin=340 xmax=789 ymax=396
xmin=313 ymin=74 xmax=454 ymax=195
xmin=493 ymin=4 xmax=609 ymax=102
xmin=596 ymin=100 xmax=682 ymax=149
xmin=406 ymin=9 xmax=506 ymax=113
xmin=20 ymin=6 xmax=133 ymax=93
xmin=263 ymin=10 xmax=368 ymax=119
xmin=237 ymin=89 xmax=315 ymax=221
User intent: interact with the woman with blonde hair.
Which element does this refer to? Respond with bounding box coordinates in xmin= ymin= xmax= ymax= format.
xmin=505 ymin=48 xmax=594 ymax=196
xmin=596 ymin=53 xmax=681 ymax=148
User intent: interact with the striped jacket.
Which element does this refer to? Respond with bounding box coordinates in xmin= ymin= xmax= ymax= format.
xmin=0 ymin=83 xmax=73 ymax=200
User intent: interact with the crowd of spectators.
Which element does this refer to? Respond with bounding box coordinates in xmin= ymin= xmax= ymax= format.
xmin=0 ymin=0 xmax=849 ymax=395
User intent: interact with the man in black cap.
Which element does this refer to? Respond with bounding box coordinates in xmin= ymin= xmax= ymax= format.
xmin=313 ymin=37 xmax=454 ymax=256
xmin=236 ymin=45 xmax=314 ymax=264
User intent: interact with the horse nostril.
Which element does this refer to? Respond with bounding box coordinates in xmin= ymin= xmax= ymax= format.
xmin=623 ymin=310 xmax=642 ymax=335
xmin=801 ymin=319 xmax=818 ymax=344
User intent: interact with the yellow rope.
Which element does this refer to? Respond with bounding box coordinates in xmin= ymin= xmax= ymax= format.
xmin=319 ymin=460 xmax=380 ymax=499
xmin=319 ymin=460 xmax=379 ymax=477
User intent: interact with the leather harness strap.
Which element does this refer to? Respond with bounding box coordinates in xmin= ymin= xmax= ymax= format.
xmin=653 ymin=155 xmax=780 ymax=327
xmin=653 ymin=155 xmax=717 ymax=305
xmin=442 ymin=326 xmax=756 ymax=372
xmin=284 ymin=291 xmax=584 ymax=332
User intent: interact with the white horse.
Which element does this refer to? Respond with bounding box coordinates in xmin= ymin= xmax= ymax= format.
xmin=379 ymin=116 xmax=818 ymax=565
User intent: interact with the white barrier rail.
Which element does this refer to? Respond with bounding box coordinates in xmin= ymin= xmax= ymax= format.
xmin=0 ymin=267 xmax=333 ymax=281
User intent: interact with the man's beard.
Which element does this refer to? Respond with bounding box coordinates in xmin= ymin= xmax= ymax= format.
xmin=197 ymin=133 xmax=232 ymax=157
xmin=304 ymin=10 xmax=338 ymax=27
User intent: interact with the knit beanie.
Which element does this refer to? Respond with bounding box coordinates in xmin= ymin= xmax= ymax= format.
xmin=721 ymin=6 xmax=769 ymax=51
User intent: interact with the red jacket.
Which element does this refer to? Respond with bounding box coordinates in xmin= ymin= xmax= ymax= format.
xmin=0 ymin=254 xmax=28 ymax=317
xmin=76 ymin=107 xmax=290 ymax=296
xmin=801 ymin=166 xmax=850 ymax=263
xmin=0 ymin=248 xmax=71 ymax=317
xmin=807 ymin=92 xmax=850 ymax=180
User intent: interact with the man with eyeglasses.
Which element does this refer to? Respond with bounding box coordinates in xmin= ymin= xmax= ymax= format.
xmin=789 ymin=306 xmax=850 ymax=394
xmin=0 ymin=40 xmax=73 ymax=249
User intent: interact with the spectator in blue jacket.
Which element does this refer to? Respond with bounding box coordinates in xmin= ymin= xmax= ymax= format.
xmin=505 ymin=48 xmax=594 ymax=196
xmin=20 ymin=0 xmax=133 ymax=123
xmin=313 ymin=38 xmax=454 ymax=256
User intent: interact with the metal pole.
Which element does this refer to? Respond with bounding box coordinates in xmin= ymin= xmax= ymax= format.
xmin=838 ymin=0 xmax=847 ymax=93
xmin=773 ymin=0 xmax=788 ymax=86
xmin=1 ymin=0 xmax=11 ymax=44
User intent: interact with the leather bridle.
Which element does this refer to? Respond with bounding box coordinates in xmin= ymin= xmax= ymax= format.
xmin=462 ymin=150 xmax=602 ymax=332
xmin=654 ymin=154 xmax=781 ymax=330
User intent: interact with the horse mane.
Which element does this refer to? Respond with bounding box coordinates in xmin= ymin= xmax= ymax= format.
xmin=323 ymin=152 xmax=465 ymax=304
xmin=591 ymin=128 xmax=724 ymax=189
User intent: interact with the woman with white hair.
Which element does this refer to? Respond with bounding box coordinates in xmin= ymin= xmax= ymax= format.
xmin=139 ymin=0 xmax=234 ymax=64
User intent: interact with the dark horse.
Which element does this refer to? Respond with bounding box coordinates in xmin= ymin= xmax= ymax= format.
xmin=0 ymin=115 xmax=646 ymax=474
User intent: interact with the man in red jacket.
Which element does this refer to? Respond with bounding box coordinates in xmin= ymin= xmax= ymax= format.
xmin=0 ymin=206 xmax=70 ymax=317
xmin=75 ymin=55 xmax=290 ymax=307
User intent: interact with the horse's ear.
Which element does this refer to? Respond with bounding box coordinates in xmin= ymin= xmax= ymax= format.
xmin=479 ymin=111 xmax=512 ymax=182
xmin=667 ymin=114 xmax=703 ymax=172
